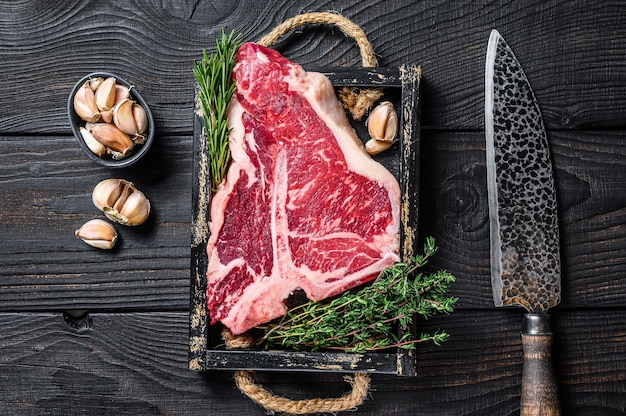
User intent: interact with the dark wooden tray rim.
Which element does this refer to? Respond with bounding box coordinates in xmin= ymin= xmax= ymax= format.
xmin=189 ymin=65 xmax=421 ymax=376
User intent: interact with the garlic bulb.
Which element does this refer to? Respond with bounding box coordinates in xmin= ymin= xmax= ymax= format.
xmin=75 ymin=219 xmax=118 ymax=249
xmin=92 ymin=178 xmax=150 ymax=226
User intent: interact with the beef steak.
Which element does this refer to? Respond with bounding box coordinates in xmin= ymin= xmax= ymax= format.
xmin=206 ymin=43 xmax=400 ymax=335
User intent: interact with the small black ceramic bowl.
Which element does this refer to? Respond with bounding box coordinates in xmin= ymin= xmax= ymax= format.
xmin=68 ymin=72 xmax=154 ymax=168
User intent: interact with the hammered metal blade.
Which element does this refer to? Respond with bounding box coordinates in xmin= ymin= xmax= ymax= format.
xmin=485 ymin=30 xmax=561 ymax=312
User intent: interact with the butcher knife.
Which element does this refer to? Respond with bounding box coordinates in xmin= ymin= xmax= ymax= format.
xmin=485 ymin=29 xmax=561 ymax=416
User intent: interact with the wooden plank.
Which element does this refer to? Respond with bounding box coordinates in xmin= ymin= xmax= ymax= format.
xmin=1 ymin=129 xmax=625 ymax=311
xmin=1 ymin=310 xmax=625 ymax=415
xmin=0 ymin=1 xmax=623 ymax=414
xmin=0 ymin=134 xmax=193 ymax=311
xmin=1 ymin=1 xmax=626 ymax=135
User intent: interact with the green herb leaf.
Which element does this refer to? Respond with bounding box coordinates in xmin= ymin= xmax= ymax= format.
xmin=257 ymin=237 xmax=457 ymax=353
xmin=193 ymin=30 xmax=242 ymax=193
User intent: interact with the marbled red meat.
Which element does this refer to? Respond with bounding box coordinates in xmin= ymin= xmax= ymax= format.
xmin=206 ymin=43 xmax=400 ymax=335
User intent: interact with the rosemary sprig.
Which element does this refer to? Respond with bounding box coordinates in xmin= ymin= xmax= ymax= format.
xmin=257 ymin=237 xmax=457 ymax=353
xmin=193 ymin=30 xmax=242 ymax=193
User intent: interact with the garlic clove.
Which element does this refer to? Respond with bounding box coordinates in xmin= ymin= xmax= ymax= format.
xmin=101 ymin=110 xmax=113 ymax=123
xmin=94 ymin=76 xmax=117 ymax=111
xmin=79 ymin=126 xmax=106 ymax=157
xmin=73 ymin=81 xmax=102 ymax=123
xmin=88 ymin=77 xmax=104 ymax=91
xmin=112 ymin=181 xmax=132 ymax=213
xmin=365 ymin=138 xmax=394 ymax=155
xmin=92 ymin=178 xmax=127 ymax=212
xmin=112 ymin=99 xmax=137 ymax=135
xmin=114 ymin=85 xmax=130 ymax=105
xmin=132 ymin=101 xmax=148 ymax=135
xmin=113 ymin=99 xmax=148 ymax=138
xmin=366 ymin=101 xmax=398 ymax=143
xmin=117 ymin=190 xmax=150 ymax=226
xmin=88 ymin=123 xmax=134 ymax=155
xmin=75 ymin=219 xmax=118 ymax=249
xmin=92 ymin=178 xmax=150 ymax=226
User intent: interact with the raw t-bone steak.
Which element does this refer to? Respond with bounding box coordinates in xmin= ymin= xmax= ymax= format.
xmin=206 ymin=42 xmax=400 ymax=335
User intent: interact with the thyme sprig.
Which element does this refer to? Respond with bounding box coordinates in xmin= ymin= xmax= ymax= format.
xmin=193 ymin=30 xmax=242 ymax=193
xmin=258 ymin=237 xmax=457 ymax=353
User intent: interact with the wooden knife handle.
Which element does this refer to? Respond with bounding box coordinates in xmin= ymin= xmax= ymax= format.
xmin=520 ymin=313 xmax=561 ymax=416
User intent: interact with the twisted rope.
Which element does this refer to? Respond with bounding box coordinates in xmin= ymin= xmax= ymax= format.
xmin=257 ymin=12 xmax=378 ymax=67
xmin=222 ymin=327 xmax=371 ymax=414
xmin=257 ymin=12 xmax=383 ymax=120
xmin=234 ymin=370 xmax=371 ymax=415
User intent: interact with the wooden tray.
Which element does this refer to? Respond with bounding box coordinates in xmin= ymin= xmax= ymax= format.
xmin=189 ymin=65 xmax=421 ymax=376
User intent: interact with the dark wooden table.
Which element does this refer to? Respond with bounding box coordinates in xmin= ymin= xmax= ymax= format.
xmin=1 ymin=1 xmax=625 ymax=415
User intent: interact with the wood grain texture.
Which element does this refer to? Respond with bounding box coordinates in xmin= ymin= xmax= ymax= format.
xmin=0 ymin=133 xmax=192 ymax=311
xmin=0 ymin=310 xmax=624 ymax=415
xmin=1 ymin=129 xmax=624 ymax=311
xmin=1 ymin=0 xmax=626 ymax=136
xmin=1 ymin=0 xmax=626 ymax=414
xmin=520 ymin=333 xmax=561 ymax=416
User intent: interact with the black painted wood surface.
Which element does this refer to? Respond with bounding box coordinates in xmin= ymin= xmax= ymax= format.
xmin=1 ymin=1 xmax=625 ymax=415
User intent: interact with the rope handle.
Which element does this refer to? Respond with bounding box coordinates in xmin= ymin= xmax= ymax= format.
xmin=235 ymin=370 xmax=371 ymax=415
xmin=257 ymin=12 xmax=378 ymax=67
xmin=257 ymin=12 xmax=383 ymax=120
xmin=222 ymin=328 xmax=371 ymax=414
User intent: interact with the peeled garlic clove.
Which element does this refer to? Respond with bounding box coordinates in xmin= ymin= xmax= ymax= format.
xmin=88 ymin=123 xmax=133 ymax=156
xmin=95 ymin=76 xmax=117 ymax=111
xmin=366 ymin=101 xmax=398 ymax=143
xmin=92 ymin=178 xmax=150 ymax=226
xmin=114 ymin=85 xmax=130 ymax=105
xmin=365 ymin=138 xmax=394 ymax=155
xmin=79 ymin=127 xmax=106 ymax=157
xmin=73 ymin=81 xmax=102 ymax=123
xmin=75 ymin=219 xmax=118 ymax=249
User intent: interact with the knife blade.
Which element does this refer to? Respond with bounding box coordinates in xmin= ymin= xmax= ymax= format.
xmin=485 ymin=29 xmax=561 ymax=416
